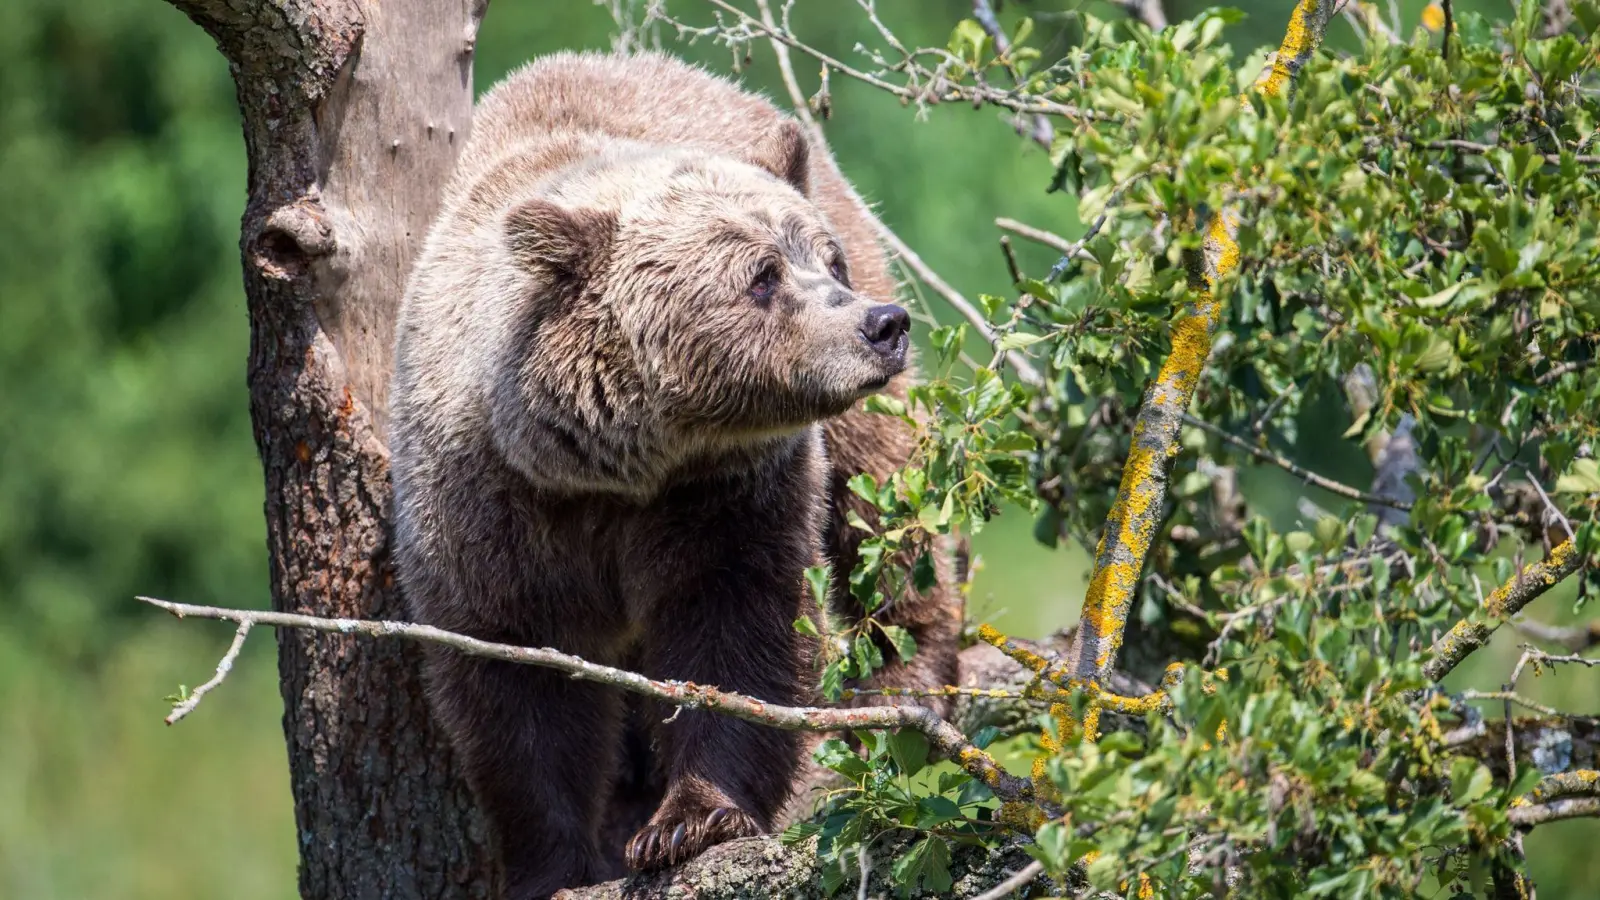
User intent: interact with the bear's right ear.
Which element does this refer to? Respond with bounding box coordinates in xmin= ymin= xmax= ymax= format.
xmin=504 ymin=198 xmax=617 ymax=282
xmin=745 ymin=120 xmax=811 ymax=197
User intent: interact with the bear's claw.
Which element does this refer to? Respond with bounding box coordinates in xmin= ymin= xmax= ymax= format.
xmin=624 ymin=805 xmax=758 ymax=871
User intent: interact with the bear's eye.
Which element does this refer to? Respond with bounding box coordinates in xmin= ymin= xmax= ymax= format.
xmin=750 ymin=266 xmax=780 ymax=301
xmin=828 ymin=259 xmax=847 ymax=285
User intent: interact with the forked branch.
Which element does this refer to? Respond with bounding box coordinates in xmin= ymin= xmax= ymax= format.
xmin=138 ymin=596 xmax=1031 ymax=803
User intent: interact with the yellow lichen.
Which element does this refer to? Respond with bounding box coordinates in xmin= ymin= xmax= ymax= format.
xmin=1421 ymin=3 xmax=1446 ymax=32
xmin=1258 ymin=1 xmax=1320 ymax=98
xmin=977 ymin=623 xmax=1053 ymax=675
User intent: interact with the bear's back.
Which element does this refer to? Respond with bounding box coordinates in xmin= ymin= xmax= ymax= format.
xmin=457 ymin=51 xmax=788 ymax=194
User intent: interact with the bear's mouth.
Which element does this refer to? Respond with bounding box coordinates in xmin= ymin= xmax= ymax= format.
xmin=858 ymin=341 xmax=906 ymax=392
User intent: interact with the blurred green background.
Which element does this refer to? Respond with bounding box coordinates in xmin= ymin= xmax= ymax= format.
xmin=1 ymin=0 xmax=1592 ymax=896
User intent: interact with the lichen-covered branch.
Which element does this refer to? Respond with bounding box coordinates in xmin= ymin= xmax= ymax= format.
xmin=139 ymin=596 xmax=1031 ymax=803
xmin=554 ymin=833 xmax=1047 ymax=900
xmin=1444 ymin=712 xmax=1600 ymax=782
xmin=1422 ymin=539 xmax=1584 ymax=683
xmin=1058 ymin=1 xmax=1333 ymax=686
xmin=1257 ymin=0 xmax=1338 ymax=99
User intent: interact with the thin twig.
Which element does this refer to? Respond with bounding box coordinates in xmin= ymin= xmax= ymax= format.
xmin=698 ymin=0 xmax=1098 ymax=122
xmin=994 ymin=217 xmax=1095 ymax=262
xmin=1442 ymin=0 xmax=1455 ymax=59
xmin=164 ymin=621 xmax=251 ymax=725
xmin=1420 ymin=138 xmax=1600 ymax=166
xmin=971 ymin=859 xmax=1046 ymax=900
xmin=138 ymin=596 xmax=1032 ymax=802
xmin=1511 ymin=617 xmax=1600 ymax=653
xmin=1183 ymin=414 xmax=1413 ymax=509
xmin=1536 ymin=359 xmax=1594 ymax=385
xmin=1341 ymin=2 xmax=1400 ymax=44
xmin=970 ymin=0 xmax=1053 ymax=149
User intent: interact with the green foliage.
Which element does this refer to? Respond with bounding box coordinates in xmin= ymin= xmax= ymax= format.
xmin=783 ymin=730 xmax=1001 ymax=897
xmin=806 ymin=3 xmax=1600 ymax=897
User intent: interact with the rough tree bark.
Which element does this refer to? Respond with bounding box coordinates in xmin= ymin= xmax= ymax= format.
xmin=161 ymin=0 xmax=499 ymax=896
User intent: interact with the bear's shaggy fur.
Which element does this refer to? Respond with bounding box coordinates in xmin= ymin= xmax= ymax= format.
xmin=390 ymin=51 xmax=962 ymax=899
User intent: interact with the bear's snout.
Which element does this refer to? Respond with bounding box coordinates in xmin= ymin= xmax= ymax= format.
xmin=859 ymin=304 xmax=910 ymax=369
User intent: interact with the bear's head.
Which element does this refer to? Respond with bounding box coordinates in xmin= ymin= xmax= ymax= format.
xmin=489 ymin=122 xmax=909 ymax=493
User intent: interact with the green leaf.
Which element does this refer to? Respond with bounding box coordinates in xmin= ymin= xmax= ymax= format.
xmin=881 ymin=624 xmax=919 ymax=663
xmin=780 ymin=821 xmax=821 ymax=845
xmin=1556 ymin=458 xmax=1600 ymax=494
xmin=815 ymin=738 xmax=871 ymax=783
xmin=947 ymin=19 xmax=989 ymax=67
xmin=888 ymin=729 xmax=930 ymax=777
xmin=891 ymin=836 xmax=952 ymax=896
xmin=1029 ymin=820 xmax=1071 ymax=869
xmin=997 ymin=331 xmax=1045 ymax=351
xmin=914 ymin=796 xmax=962 ymax=829
xmin=804 ymin=565 xmax=831 ymax=606
xmin=1413 ymin=279 xmax=1473 ymax=309
xmin=793 ymin=615 xmax=820 ymax=638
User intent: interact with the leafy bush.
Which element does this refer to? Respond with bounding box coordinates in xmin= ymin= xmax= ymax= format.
xmin=764 ymin=2 xmax=1600 ymax=896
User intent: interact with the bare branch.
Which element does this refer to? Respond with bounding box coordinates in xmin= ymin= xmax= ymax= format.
xmin=1423 ymin=539 xmax=1585 ymax=683
xmin=1112 ymin=0 xmax=1168 ymax=29
xmin=1512 ymin=617 xmax=1600 ymax=653
xmin=164 ymin=622 xmax=252 ymax=725
xmin=970 ymin=1 xmax=1053 ymax=149
xmin=138 ymin=596 xmax=1032 ymax=803
xmin=970 ymin=860 xmax=1046 ymax=900
xmin=993 ymin=217 xmax=1096 ymax=262
xmin=1182 ymin=413 xmax=1413 ymax=509
xmin=695 ymin=0 xmax=1098 ymax=122
xmin=1341 ymin=1 xmax=1401 ymax=44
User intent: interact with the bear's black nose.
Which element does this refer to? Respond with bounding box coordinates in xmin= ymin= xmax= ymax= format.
xmin=860 ymin=304 xmax=910 ymax=361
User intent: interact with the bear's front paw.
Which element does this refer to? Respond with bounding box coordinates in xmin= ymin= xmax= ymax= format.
xmin=624 ymin=805 xmax=760 ymax=871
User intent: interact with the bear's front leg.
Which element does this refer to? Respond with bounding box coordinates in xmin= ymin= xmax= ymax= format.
xmin=624 ymin=549 xmax=808 ymax=870
xmin=423 ymin=650 xmax=626 ymax=898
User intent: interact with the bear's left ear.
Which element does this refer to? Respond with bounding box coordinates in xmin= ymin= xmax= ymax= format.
xmin=746 ymin=120 xmax=811 ymax=197
xmin=504 ymin=198 xmax=617 ymax=283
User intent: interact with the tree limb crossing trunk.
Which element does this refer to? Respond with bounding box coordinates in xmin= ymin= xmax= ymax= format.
xmin=161 ymin=0 xmax=498 ymax=896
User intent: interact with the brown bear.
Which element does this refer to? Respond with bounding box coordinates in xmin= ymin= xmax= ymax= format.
xmin=390 ymin=50 xmax=962 ymax=899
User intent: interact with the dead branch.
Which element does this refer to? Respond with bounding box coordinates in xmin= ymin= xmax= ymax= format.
xmin=139 ymin=596 xmax=1031 ymax=803
xmin=678 ymin=0 xmax=1099 ymax=122
xmin=970 ymin=0 xmax=1053 ymax=149
xmin=1512 ymin=617 xmax=1600 ymax=653
xmin=1182 ymin=414 xmax=1413 ymax=509
xmin=993 ymin=217 xmax=1095 ymax=263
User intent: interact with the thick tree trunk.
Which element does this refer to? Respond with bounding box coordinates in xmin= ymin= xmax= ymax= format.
xmin=163 ymin=1 xmax=498 ymax=896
